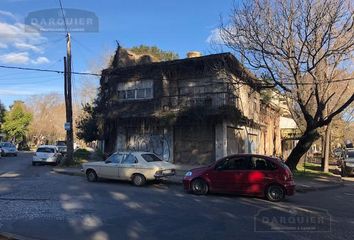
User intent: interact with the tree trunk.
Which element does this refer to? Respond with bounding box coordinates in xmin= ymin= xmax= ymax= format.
xmin=286 ymin=129 xmax=320 ymax=171
xmin=322 ymin=123 xmax=331 ymax=173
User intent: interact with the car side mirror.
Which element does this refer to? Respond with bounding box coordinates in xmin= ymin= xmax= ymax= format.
xmin=105 ymin=160 xmax=111 ymax=164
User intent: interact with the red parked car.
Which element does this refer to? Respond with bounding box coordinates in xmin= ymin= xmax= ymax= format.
xmin=183 ymin=154 xmax=295 ymax=202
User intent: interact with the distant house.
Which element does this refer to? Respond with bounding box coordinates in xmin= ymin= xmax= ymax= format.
xmin=97 ymin=49 xmax=281 ymax=165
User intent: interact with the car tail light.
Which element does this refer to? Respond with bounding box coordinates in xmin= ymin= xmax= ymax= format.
xmin=283 ymin=171 xmax=293 ymax=181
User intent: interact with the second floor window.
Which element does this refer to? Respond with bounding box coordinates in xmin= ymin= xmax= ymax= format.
xmin=117 ymin=80 xmax=153 ymax=100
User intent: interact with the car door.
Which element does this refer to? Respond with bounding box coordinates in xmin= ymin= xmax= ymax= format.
xmin=100 ymin=153 xmax=123 ymax=179
xmin=208 ymin=156 xmax=251 ymax=193
xmin=243 ymin=156 xmax=277 ymax=195
xmin=118 ymin=153 xmax=138 ymax=180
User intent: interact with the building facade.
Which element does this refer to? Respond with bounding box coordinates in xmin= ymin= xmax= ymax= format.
xmin=97 ymin=51 xmax=281 ymax=165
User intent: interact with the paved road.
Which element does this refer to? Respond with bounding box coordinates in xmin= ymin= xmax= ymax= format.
xmin=1 ymin=152 xmax=354 ymax=240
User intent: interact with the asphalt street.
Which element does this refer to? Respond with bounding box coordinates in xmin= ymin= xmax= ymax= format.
xmin=0 ymin=152 xmax=354 ymax=240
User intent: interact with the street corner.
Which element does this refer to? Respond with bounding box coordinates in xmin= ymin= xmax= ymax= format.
xmin=254 ymin=205 xmax=332 ymax=233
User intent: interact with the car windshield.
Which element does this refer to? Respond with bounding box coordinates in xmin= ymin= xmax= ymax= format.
xmin=141 ymin=154 xmax=163 ymax=162
xmin=347 ymin=151 xmax=354 ymax=158
xmin=37 ymin=147 xmax=55 ymax=153
xmin=57 ymin=141 xmax=66 ymax=146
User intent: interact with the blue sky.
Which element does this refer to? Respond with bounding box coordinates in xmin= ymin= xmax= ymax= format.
xmin=0 ymin=0 xmax=236 ymax=108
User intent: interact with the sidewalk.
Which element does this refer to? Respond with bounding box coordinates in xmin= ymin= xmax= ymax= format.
xmin=52 ymin=164 xmax=344 ymax=193
xmin=294 ymin=174 xmax=344 ymax=193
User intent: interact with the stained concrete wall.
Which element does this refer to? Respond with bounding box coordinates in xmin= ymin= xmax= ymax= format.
xmin=215 ymin=121 xmax=227 ymax=160
xmin=174 ymin=124 xmax=215 ymax=165
xmin=115 ymin=122 xmax=174 ymax=162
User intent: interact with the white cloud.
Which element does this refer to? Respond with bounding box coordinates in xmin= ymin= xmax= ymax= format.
xmin=0 ymin=42 xmax=8 ymax=48
xmin=206 ymin=28 xmax=223 ymax=44
xmin=0 ymin=10 xmax=16 ymax=20
xmin=0 ymin=52 xmax=30 ymax=64
xmin=0 ymin=11 xmax=49 ymax=65
xmin=0 ymin=89 xmax=34 ymax=96
xmin=0 ymin=22 xmax=46 ymax=46
xmin=13 ymin=42 xmax=43 ymax=53
xmin=31 ymin=56 xmax=50 ymax=65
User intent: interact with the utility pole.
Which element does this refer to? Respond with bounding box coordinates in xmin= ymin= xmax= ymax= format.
xmin=64 ymin=33 xmax=74 ymax=165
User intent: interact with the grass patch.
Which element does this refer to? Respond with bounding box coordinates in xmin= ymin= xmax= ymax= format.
xmin=60 ymin=149 xmax=91 ymax=167
xmin=294 ymin=162 xmax=337 ymax=179
xmin=74 ymin=148 xmax=91 ymax=161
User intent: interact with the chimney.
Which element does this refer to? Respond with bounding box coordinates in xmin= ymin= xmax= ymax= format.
xmin=187 ymin=51 xmax=202 ymax=58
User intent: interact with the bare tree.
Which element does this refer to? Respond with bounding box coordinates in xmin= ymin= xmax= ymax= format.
xmin=26 ymin=93 xmax=66 ymax=145
xmin=220 ymin=0 xmax=354 ymax=170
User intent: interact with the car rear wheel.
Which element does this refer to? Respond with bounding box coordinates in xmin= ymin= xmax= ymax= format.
xmin=191 ymin=178 xmax=209 ymax=195
xmin=266 ymin=184 xmax=285 ymax=202
xmin=132 ymin=174 xmax=146 ymax=186
xmin=86 ymin=170 xmax=98 ymax=182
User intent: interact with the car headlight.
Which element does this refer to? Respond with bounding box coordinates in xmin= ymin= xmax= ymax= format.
xmin=185 ymin=171 xmax=192 ymax=177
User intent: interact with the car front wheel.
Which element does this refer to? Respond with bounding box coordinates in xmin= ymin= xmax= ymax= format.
xmin=266 ymin=184 xmax=285 ymax=202
xmin=132 ymin=174 xmax=146 ymax=186
xmin=191 ymin=178 xmax=209 ymax=195
xmin=86 ymin=170 xmax=98 ymax=182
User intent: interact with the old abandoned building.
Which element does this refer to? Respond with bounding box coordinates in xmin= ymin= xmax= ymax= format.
xmin=97 ymin=48 xmax=281 ymax=165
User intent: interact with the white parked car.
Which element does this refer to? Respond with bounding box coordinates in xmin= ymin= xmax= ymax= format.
xmin=82 ymin=152 xmax=176 ymax=186
xmin=0 ymin=142 xmax=18 ymax=157
xmin=32 ymin=145 xmax=62 ymax=166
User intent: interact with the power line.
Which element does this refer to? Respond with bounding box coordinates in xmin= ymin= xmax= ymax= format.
xmin=58 ymin=0 xmax=69 ymax=34
xmin=0 ymin=65 xmax=100 ymax=76
xmin=0 ymin=64 xmax=353 ymax=86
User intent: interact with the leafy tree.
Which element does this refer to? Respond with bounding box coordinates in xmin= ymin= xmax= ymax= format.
xmin=76 ymin=103 xmax=99 ymax=143
xmin=0 ymin=100 xmax=6 ymax=127
xmin=129 ymin=45 xmax=179 ymax=61
xmin=2 ymin=101 xmax=32 ymax=143
xmin=220 ymin=0 xmax=354 ymax=170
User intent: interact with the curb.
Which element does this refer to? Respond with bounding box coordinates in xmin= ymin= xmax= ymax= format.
xmin=0 ymin=232 xmax=37 ymax=240
xmin=52 ymin=168 xmax=345 ymax=193
xmin=295 ymin=182 xmax=345 ymax=193
xmin=52 ymin=168 xmax=84 ymax=177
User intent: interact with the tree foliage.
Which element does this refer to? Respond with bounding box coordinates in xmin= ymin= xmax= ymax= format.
xmin=2 ymin=101 xmax=32 ymax=143
xmin=0 ymin=100 xmax=5 ymax=128
xmin=129 ymin=45 xmax=179 ymax=61
xmin=76 ymin=103 xmax=99 ymax=143
xmin=26 ymin=93 xmax=67 ymax=145
xmin=221 ymin=0 xmax=354 ymax=170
